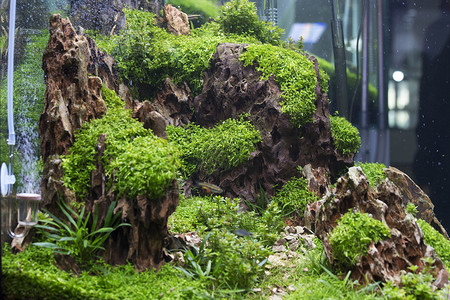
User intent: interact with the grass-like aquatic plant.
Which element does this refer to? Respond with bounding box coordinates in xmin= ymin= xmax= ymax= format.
xmin=34 ymin=200 xmax=130 ymax=268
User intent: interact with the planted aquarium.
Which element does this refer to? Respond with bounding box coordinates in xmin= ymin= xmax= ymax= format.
xmin=1 ymin=0 xmax=450 ymax=299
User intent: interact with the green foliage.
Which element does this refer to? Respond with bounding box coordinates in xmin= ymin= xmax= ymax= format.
xmin=167 ymin=0 xmax=220 ymax=27
xmin=111 ymin=135 xmax=181 ymax=199
xmin=101 ymin=85 xmax=123 ymax=110
xmin=239 ymin=43 xmax=319 ymax=127
xmin=206 ymin=228 xmax=271 ymax=289
xmin=175 ymin=232 xmax=220 ymax=281
xmin=62 ymin=91 xmax=180 ymax=199
xmin=271 ymin=176 xmax=318 ymax=217
xmin=166 ymin=116 xmax=261 ymax=176
xmin=2 ymin=244 xmax=207 ymax=299
xmin=218 ymin=0 xmax=283 ymax=45
xmin=417 ymin=219 xmax=450 ymax=268
xmin=382 ymin=257 xmax=445 ymax=300
xmin=355 ymin=162 xmax=387 ymax=188
xmin=406 ymin=202 xmax=418 ymax=216
xmin=33 ymin=200 xmax=129 ymax=268
xmin=330 ymin=115 xmax=361 ymax=155
xmin=169 ymin=195 xmax=284 ymax=246
xmin=328 ymin=210 xmax=391 ymax=268
xmin=319 ymin=67 xmax=330 ymax=95
xmin=93 ymin=8 xmax=259 ymax=97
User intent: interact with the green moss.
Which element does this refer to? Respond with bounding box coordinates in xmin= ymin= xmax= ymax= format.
xmin=93 ymin=2 xmax=287 ymax=99
xmin=417 ymin=219 xmax=450 ymax=268
xmin=239 ymin=44 xmax=319 ymax=127
xmin=1 ymin=244 xmax=207 ymax=300
xmin=169 ymin=195 xmax=283 ymax=246
xmin=111 ymin=135 xmax=180 ymax=199
xmin=218 ymin=0 xmax=283 ymax=45
xmin=328 ymin=210 xmax=391 ymax=268
xmin=329 ymin=115 xmax=361 ymax=155
xmin=355 ymin=162 xmax=387 ymax=189
xmin=271 ymin=177 xmax=319 ymax=216
xmin=93 ymin=8 xmax=258 ymax=97
xmin=166 ymin=116 xmax=261 ymax=176
xmin=62 ymin=90 xmax=179 ymax=199
xmin=101 ymin=85 xmax=124 ymax=110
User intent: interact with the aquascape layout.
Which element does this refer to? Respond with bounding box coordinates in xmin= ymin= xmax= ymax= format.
xmin=1 ymin=0 xmax=450 ymax=299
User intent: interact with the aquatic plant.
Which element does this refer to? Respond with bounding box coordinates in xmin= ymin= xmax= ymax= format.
xmin=416 ymin=219 xmax=450 ymax=268
xmin=166 ymin=115 xmax=261 ymax=176
xmin=329 ymin=115 xmax=361 ymax=155
xmin=271 ymin=176 xmax=319 ymax=217
xmin=94 ymin=8 xmax=255 ymax=97
xmin=62 ymin=88 xmax=180 ymax=199
xmin=93 ymin=2 xmax=286 ymax=98
xmin=382 ymin=257 xmax=443 ymax=300
xmin=34 ymin=200 xmax=129 ymax=269
xmin=355 ymin=162 xmax=387 ymax=188
xmin=328 ymin=210 xmax=391 ymax=268
xmin=111 ymin=135 xmax=180 ymax=199
xmin=205 ymin=228 xmax=271 ymax=289
xmin=239 ymin=43 xmax=319 ymax=128
xmin=217 ymin=0 xmax=283 ymax=45
xmin=2 ymin=244 xmax=208 ymax=299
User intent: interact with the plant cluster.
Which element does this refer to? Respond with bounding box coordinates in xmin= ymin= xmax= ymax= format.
xmin=416 ymin=218 xmax=450 ymax=268
xmin=330 ymin=115 xmax=362 ymax=155
xmin=207 ymin=228 xmax=271 ymax=289
xmin=101 ymin=85 xmax=124 ymax=110
xmin=382 ymin=257 xmax=447 ymax=300
xmin=34 ymin=200 xmax=129 ymax=269
xmin=166 ymin=116 xmax=261 ymax=176
xmin=93 ymin=0 xmax=288 ymax=99
xmin=355 ymin=162 xmax=387 ymax=188
xmin=217 ymin=0 xmax=283 ymax=45
xmin=328 ymin=210 xmax=391 ymax=268
xmin=239 ymin=43 xmax=319 ymax=128
xmin=94 ymin=7 xmax=257 ymax=97
xmin=169 ymin=195 xmax=284 ymax=246
xmin=62 ymin=88 xmax=180 ymax=199
xmin=271 ymin=176 xmax=319 ymax=217
xmin=2 ymin=244 xmax=207 ymax=299
xmin=170 ymin=194 xmax=281 ymax=290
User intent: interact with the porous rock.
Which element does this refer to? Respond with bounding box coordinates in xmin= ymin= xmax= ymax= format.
xmin=132 ymin=78 xmax=193 ymax=137
xmin=384 ymin=166 xmax=448 ymax=238
xmin=39 ymin=15 xmax=178 ymax=272
xmin=163 ymin=4 xmax=190 ymax=36
xmin=306 ymin=166 xmax=449 ymax=286
xmin=39 ymin=14 xmax=110 ymax=162
xmin=189 ymin=43 xmax=352 ymax=202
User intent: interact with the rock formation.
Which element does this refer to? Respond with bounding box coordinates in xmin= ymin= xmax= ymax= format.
xmin=162 ymin=4 xmax=190 ymax=36
xmin=39 ymin=15 xmax=178 ymax=271
xmin=179 ymin=43 xmax=352 ymax=202
xmin=304 ymin=165 xmax=449 ymax=287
